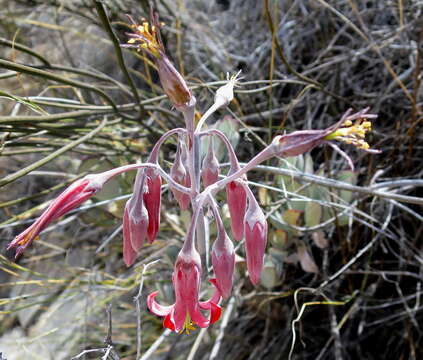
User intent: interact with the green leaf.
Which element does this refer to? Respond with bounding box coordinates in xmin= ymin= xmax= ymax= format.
xmin=336 ymin=170 xmax=357 ymax=203
xmin=305 ymin=202 xmax=322 ymax=227
xmin=260 ymin=256 xmax=282 ymax=289
xmin=270 ymin=229 xmax=290 ymax=249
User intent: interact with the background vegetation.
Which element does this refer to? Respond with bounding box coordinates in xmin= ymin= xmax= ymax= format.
xmin=0 ymin=0 xmax=422 ymax=359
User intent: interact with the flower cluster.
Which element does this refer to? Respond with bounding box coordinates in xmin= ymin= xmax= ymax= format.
xmin=6 ymin=10 xmax=379 ymax=335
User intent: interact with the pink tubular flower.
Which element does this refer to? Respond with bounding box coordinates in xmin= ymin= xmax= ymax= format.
xmin=122 ymin=169 xmax=150 ymax=266
xmin=201 ymin=137 xmax=219 ymax=188
xmin=143 ymin=169 xmax=162 ymax=244
xmin=244 ymin=196 xmax=268 ymax=285
xmin=211 ymin=231 xmax=235 ymax=299
xmin=147 ymin=247 xmax=221 ymax=333
xmin=226 ymin=180 xmax=247 ymax=241
xmin=7 ymin=174 xmax=106 ymax=258
xmin=122 ymin=198 xmax=148 ymax=264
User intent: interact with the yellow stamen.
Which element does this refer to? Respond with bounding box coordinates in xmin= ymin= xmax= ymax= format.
xmin=325 ymin=118 xmax=373 ymax=150
xmin=18 ymin=231 xmax=37 ymax=247
xmin=126 ymin=20 xmax=163 ymax=59
xmin=179 ymin=313 xmax=196 ymax=335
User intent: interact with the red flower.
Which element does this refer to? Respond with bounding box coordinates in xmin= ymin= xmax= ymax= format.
xmin=143 ymin=169 xmax=162 ymax=244
xmin=201 ymin=137 xmax=220 ymax=188
xmin=226 ymin=180 xmax=247 ymax=241
xmin=147 ymin=248 xmax=221 ymax=333
xmin=244 ymin=198 xmax=268 ymax=285
xmin=122 ymin=199 xmax=148 ymax=267
xmin=211 ymin=232 xmax=235 ymax=299
xmin=7 ymin=175 xmax=104 ymax=258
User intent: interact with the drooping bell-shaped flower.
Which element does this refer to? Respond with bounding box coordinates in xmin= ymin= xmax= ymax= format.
xmin=201 ymin=137 xmax=219 ymax=188
xmin=147 ymin=246 xmax=221 ymax=333
xmin=7 ymin=174 xmax=107 ymax=258
xmin=123 ymin=198 xmax=149 ymax=255
xmin=170 ymin=141 xmax=191 ymax=210
xmin=122 ymin=170 xmax=149 ymax=266
xmin=143 ymin=168 xmax=162 ymax=244
xmin=244 ymin=194 xmax=268 ymax=285
xmin=211 ymin=231 xmax=235 ymax=299
xmin=226 ymin=180 xmax=247 ymax=241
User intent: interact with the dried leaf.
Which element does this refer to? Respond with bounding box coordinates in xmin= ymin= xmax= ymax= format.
xmin=312 ymin=230 xmax=329 ymax=249
xmin=298 ymin=245 xmax=319 ymax=273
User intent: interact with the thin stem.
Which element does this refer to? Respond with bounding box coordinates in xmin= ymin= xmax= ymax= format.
xmin=148 ymin=128 xmax=186 ymax=162
xmin=207 ymin=194 xmax=225 ymax=238
xmin=0 ymin=117 xmax=108 ymax=188
xmin=99 ymin=163 xmax=190 ymax=195
xmin=201 ymin=129 xmax=240 ymax=171
xmin=0 ymin=37 xmax=51 ymax=66
xmin=94 ymin=0 xmax=144 ymax=115
xmin=195 ymin=102 xmax=220 ymax=132
xmin=0 ymin=59 xmax=118 ymax=113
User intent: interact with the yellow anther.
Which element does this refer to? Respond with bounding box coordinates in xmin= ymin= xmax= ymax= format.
xmin=179 ymin=314 xmax=196 ymax=335
xmin=126 ymin=20 xmax=163 ymax=59
xmin=326 ymin=117 xmax=374 ymax=151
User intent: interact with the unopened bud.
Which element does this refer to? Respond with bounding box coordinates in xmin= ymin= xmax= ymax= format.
xmin=143 ymin=169 xmax=162 ymax=243
xmin=123 ymin=199 xmax=149 ymax=254
xmin=226 ymin=180 xmax=247 ymax=241
xmin=244 ymin=198 xmax=268 ymax=285
xmin=212 ymin=232 xmax=235 ymax=298
xmin=201 ymin=138 xmax=219 ymax=188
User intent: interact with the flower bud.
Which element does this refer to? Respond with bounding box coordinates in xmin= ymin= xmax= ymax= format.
xmin=123 ymin=198 xmax=149 ymax=254
xmin=226 ymin=180 xmax=247 ymax=241
xmin=170 ymin=143 xmax=191 ymax=210
xmin=122 ymin=205 xmax=138 ymax=267
xmin=201 ymin=138 xmax=219 ymax=188
xmin=143 ymin=169 xmax=162 ymax=243
xmin=211 ymin=232 xmax=235 ymax=299
xmin=244 ymin=198 xmax=268 ymax=285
